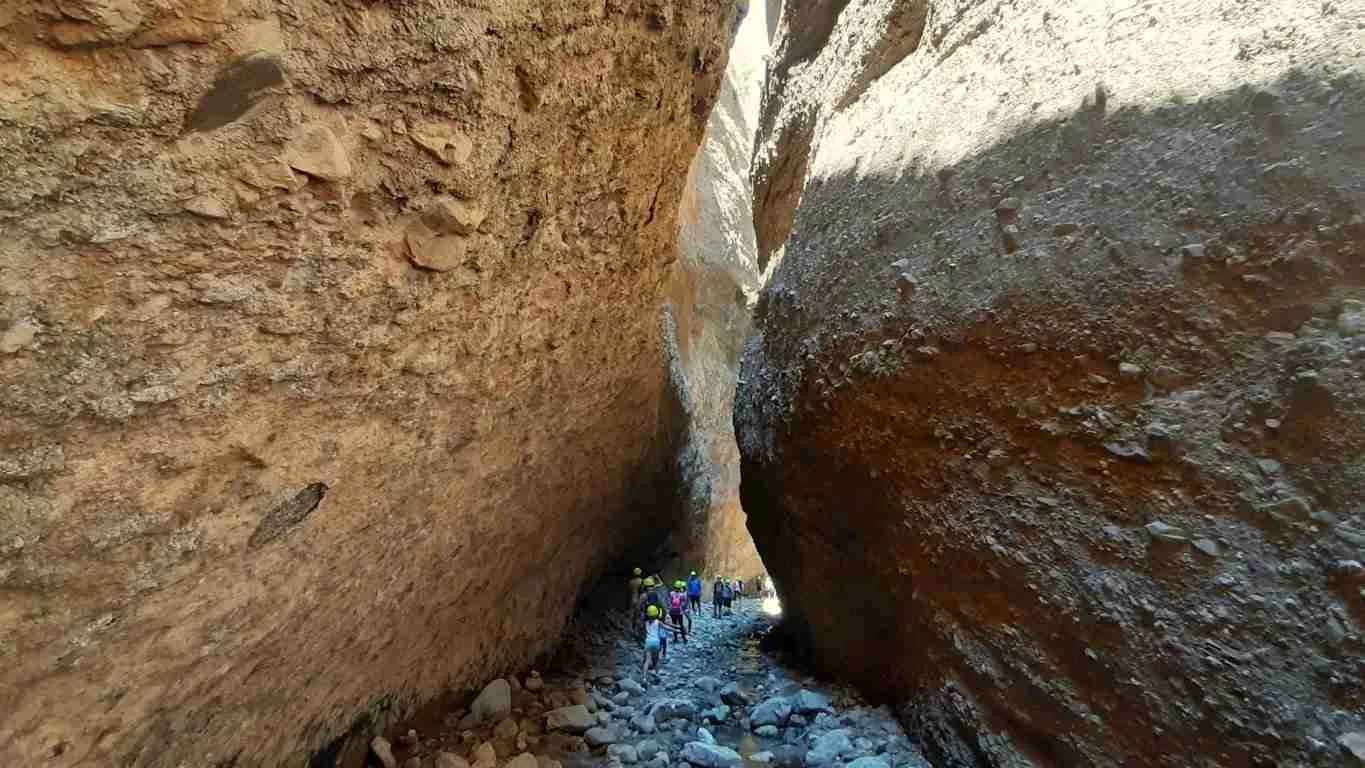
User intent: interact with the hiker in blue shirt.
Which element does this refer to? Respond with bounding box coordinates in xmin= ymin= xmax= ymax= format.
xmin=686 ymin=571 xmax=703 ymax=614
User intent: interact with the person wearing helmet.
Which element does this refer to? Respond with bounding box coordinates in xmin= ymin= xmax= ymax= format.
xmin=711 ymin=575 xmax=724 ymax=618
xmin=668 ymin=580 xmax=689 ymax=643
xmin=641 ymin=604 xmax=663 ymax=680
xmin=640 ymin=576 xmax=669 ymax=659
xmin=686 ymin=571 xmax=703 ymax=614
xmin=628 ymin=567 xmax=644 ymax=613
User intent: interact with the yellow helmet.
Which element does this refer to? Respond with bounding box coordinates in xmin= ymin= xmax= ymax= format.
xmin=633 ymin=567 xmax=642 ymax=576
xmin=643 ymin=576 xmax=656 ymax=587
xmin=646 ymin=605 xmax=660 ymax=618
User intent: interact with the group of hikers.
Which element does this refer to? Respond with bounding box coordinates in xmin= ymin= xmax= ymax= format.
xmin=628 ymin=568 xmax=747 ymax=680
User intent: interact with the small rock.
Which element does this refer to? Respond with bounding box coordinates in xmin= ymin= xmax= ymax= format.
xmin=613 ymin=691 xmax=632 ymax=705
xmin=184 ymin=194 xmax=230 ymax=219
xmin=788 ymin=714 xmax=807 ymax=727
xmin=750 ymin=752 xmax=775 ymax=764
xmin=504 ymin=754 xmax=538 ymax=768
xmin=915 ymin=345 xmax=940 ymax=358
xmin=423 ymin=196 xmax=486 ymax=235
xmin=756 ymin=725 xmax=780 ymax=737
xmin=607 ymin=744 xmax=639 ymax=763
xmin=1145 ymin=520 xmax=1188 ymax=543
xmin=679 ymin=741 xmax=742 ymax=768
xmin=1338 ymin=731 xmax=1365 ymax=762
xmin=546 ymin=705 xmax=595 ymax=734
xmin=1264 ymin=418 xmax=1282 ymax=430
xmin=845 ymin=759 xmax=889 ymax=768
xmin=1256 ymin=458 xmax=1281 ymax=475
xmin=1179 ymin=243 xmax=1207 ymax=262
xmin=536 ymin=758 xmax=563 ymax=768
xmin=370 ymin=736 xmax=398 ymax=768
xmin=630 ymin=714 xmax=657 ymax=734
xmin=525 ymin=672 xmax=544 ymax=692
xmin=397 ymin=729 xmax=419 ymax=748
xmin=435 ymin=753 xmax=470 ymax=768
xmin=471 ymin=679 xmax=513 ymax=723
xmin=996 ymin=197 xmax=1020 ymax=213
xmin=698 ymin=727 xmax=716 ymax=745
xmin=1051 ymin=222 xmax=1079 ymax=236
xmin=750 ymin=697 xmax=793 ymax=728
xmin=619 ymin=678 xmax=646 ymax=696
xmin=702 ymin=705 xmax=731 ymax=723
xmin=1339 ymin=310 xmax=1364 ymax=337
xmin=790 ymin=690 xmax=833 ymax=716
xmin=471 ymin=742 xmax=496 ymax=768
xmin=494 ymin=718 xmax=520 ymax=739
xmin=596 ymin=711 xmax=613 ymax=726
xmin=649 ymin=698 xmax=698 ymax=723
xmin=585 ymin=726 xmax=619 ymax=748
xmin=1191 ymin=538 xmax=1220 ymax=557
xmin=284 ymin=123 xmax=352 ymax=181
xmin=1117 ymin=362 xmax=1143 ymax=379
xmin=636 ymin=740 xmax=661 ymax=760
xmin=805 ymin=730 xmax=854 ymax=766
xmin=719 ymin=683 xmax=749 ymax=706
xmin=693 ymin=676 xmax=723 ymax=694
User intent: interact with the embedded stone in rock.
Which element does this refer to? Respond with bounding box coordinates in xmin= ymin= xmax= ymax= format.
xmin=412 ymin=122 xmax=474 ymax=166
xmin=283 ymin=123 xmax=352 ymax=181
xmin=546 ymin=705 xmax=595 ymax=734
xmin=423 ymin=197 xmax=486 ymax=236
xmin=680 ymin=742 xmax=742 ymax=768
xmin=749 ymin=697 xmax=792 ymax=727
xmin=406 ymin=227 xmax=476 ymax=275
xmin=184 ymin=194 xmax=231 ymax=219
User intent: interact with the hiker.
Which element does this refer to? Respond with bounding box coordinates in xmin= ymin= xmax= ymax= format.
xmin=668 ymin=581 xmax=689 ymax=643
xmin=712 ymin=576 xmax=724 ymax=618
xmin=736 ymin=578 xmax=745 ymax=601
xmin=641 ymin=577 xmax=669 ymax=658
xmin=686 ymin=571 xmax=703 ymax=614
xmin=720 ymin=577 xmax=734 ymax=615
xmin=641 ymin=604 xmax=664 ymax=680
xmin=628 ymin=567 xmax=643 ymax=612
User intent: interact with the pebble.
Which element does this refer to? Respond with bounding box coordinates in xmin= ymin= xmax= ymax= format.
xmin=585 ymin=726 xmax=618 ymax=747
xmin=607 ymin=744 xmax=639 ymax=763
xmin=630 ymin=714 xmax=658 ymax=734
xmin=596 ymin=711 xmax=613 ymax=726
xmin=1145 ymin=520 xmax=1188 ymax=543
xmin=756 ymin=724 xmax=780 ymax=737
xmin=619 ymin=678 xmax=647 ymax=696
xmin=650 ymin=698 xmax=699 ymax=723
xmin=1118 ymin=362 xmax=1143 ymax=378
xmin=1192 ymin=538 xmax=1220 ymax=557
xmin=693 ymin=676 xmax=724 ymax=694
xmin=494 ymin=718 xmax=519 ymax=739
xmin=525 ymin=672 xmax=545 ymax=692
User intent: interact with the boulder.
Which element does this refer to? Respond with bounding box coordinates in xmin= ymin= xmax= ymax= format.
xmin=370 ymin=736 xmax=398 ymax=768
xmin=749 ymin=697 xmax=793 ymax=728
xmin=650 ymin=698 xmax=699 ymax=723
xmin=804 ymin=730 xmax=853 ymax=767
xmin=718 ymin=683 xmax=750 ymax=706
xmin=790 ymin=690 xmax=832 ymax=716
xmin=471 ymin=680 xmax=513 ymax=723
xmin=585 ymin=726 xmax=620 ymax=748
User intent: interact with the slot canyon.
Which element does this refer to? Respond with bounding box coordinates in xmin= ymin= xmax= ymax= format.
xmin=1 ymin=0 xmax=1363 ymax=767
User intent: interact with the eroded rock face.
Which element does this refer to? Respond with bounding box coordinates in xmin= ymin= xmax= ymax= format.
xmin=738 ymin=1 xmax=1365 ymax=765
xmin=0 ymin=0 xmax=737 ymax=764
xmin=660 ymin=0 xmax=768 ymax=578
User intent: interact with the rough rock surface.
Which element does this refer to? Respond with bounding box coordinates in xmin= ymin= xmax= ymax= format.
xmin=0 ymin=0 xmax=738 ymax=764
xmin=660 ymin=0 xmax=769 ymax=579
xmin=739 ymin=0 xmax=1365 ymax=766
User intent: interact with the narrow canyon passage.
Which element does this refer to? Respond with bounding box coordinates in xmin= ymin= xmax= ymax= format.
xmin=3 ymin=0 xmax=1365 ymax=767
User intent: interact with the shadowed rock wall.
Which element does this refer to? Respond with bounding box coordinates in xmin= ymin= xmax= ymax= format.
xmin=738 ymin=0 xmax=1365 ymax=765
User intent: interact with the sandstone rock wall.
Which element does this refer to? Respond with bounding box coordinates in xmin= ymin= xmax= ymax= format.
xmin=738 ymin=0 xmax=1365 ymax=765
xmin=659 ymin=0 xmax=767 ymax=581
xmin=0 ymin=0 xmax=737 ymax=764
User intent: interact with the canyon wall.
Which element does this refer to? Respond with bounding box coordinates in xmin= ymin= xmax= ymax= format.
xmin=0 ymin=0 xmax=738 ymax=764
xmin=659 ymin=0 xmax=767 ymax=581
xmin=738 ymin=0 xmax=1365 ymax=765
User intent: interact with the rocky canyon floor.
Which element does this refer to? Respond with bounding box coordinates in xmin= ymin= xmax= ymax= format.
xmin=350 ymin=600 xmax=928 ymax=768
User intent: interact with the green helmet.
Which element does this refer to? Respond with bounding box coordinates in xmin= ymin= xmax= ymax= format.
xmin=633 ymin=567 xmax=642 ymax=576
xmin=646 ymin=605 xmax=660 ymax=618
xmin=643 ymin=576 xmax=656 ymax=588
xmin=674 ymin=580 xmax=685 ymax=589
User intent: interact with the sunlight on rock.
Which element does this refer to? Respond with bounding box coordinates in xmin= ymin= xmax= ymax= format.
xmin=762 ymin=597 xmax=782 ymax=616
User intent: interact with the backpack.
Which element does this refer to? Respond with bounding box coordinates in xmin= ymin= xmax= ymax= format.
xmin=720 ymin=582 xmax=733 ymax=600
xmin=669 ymin=591 xmax=685 ymax=613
